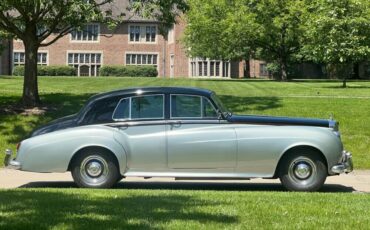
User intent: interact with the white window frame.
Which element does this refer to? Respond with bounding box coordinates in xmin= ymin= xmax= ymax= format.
xmin=66 ymin=50 xmax=103 ymax=77
xmin=188 ymin=57 xmax=231 ymax=78
xmin=124 ymin=52 xmax=160 ymax=74
xmin=70 ymin=23 xmax=100 ymax=43
xmin=128 ymin=24 xmax=158 ymax=44
xmin=13 ymin=50 xmax=49 ymax=67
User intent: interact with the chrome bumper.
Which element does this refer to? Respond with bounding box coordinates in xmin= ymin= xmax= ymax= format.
xmin=4 ymin=149 xmax=21 ymax=170
xmin=331 ymin=150 xmax=353 ymax=174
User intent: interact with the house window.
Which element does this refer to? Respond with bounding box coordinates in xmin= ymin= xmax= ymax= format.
xmin=190 ymin=58 xmax=230 ymax=77
xmin=126 ymin=53 xmax=158 ymax=67
xmin=168 ymin=25 xmax=174 ymax=44
xmin=68 ymin=52 xmax=102 ymax=76
xmin=13 ymin=52 xmax=48 ymax=66
xmin=260 ymin=63 xmax=269 ymax=76
xmin=71 ymin=24 xmax=99 ymax=41
xmin=129 ymin=24 xmax=157 ymax=43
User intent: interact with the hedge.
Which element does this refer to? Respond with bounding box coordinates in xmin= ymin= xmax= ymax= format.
xmin=13 ymin=65 xmax=76 ymax=76
xmin=99 ymin=65 xmax=157 ymax=77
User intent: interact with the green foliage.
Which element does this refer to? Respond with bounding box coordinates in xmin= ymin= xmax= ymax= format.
xmin=184 ymin=0 xmax=306 ymax=80
xmin=128 ymin=0 xmax=188 ymax=34
xmin=13 ymin=66 xmax=76 ymax=76
xmin=99 ymin=65 xmax=157 ymax=77
xmin=301 ymin=0 xmax=370 ymax=66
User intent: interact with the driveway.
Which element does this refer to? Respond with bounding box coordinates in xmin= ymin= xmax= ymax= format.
xmin=1 ymin=169 xmax=370 ymax=192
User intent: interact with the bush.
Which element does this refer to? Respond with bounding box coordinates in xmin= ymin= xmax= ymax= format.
xmin=13 ymin=65 xmax=76 ymax=76
xmin=99 ymin=65 xmax=157 ymax=77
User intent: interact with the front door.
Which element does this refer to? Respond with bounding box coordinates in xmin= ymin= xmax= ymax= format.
xmin=167 ymin=94 xmax=237 ymax=169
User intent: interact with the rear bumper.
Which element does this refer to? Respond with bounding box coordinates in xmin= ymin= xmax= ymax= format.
xmin=331 ymin=150 xmax=353 ymax=174
xmin=4 ymin=149 xmax=21 ymax=170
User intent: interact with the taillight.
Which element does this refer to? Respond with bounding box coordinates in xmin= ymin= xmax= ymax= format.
xmin=16 ymin=142 xmax=21 ymax=151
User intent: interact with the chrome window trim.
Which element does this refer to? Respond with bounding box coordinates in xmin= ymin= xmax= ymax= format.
xmin=106 ymin=119 xmax=226 ymax=128
xmin=112 ymin=94 xmax=165 ymax=121
xmin=170 ymin=94 xmax=218 ymax=120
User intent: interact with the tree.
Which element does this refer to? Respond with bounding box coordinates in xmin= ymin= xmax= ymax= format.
xmin=128 ymin=0 xmax=188 ymax=35
xmin=183 ymin=0 xmax=306 ymax=80
xmin=0 ymin=0 xmax=116 ymax=106
xmin=301 ymin=0 xmax=370 ymax=87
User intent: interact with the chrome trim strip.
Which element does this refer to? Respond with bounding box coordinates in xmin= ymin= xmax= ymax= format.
xmin=106 ymin=119 xmax=227 ymax=128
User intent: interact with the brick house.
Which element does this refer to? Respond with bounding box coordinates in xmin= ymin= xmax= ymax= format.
xmin=0 ymin=1 xmax=368 ymax=79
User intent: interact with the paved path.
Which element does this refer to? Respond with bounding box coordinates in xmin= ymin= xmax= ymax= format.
xmin=1 ymin=169 xmax=370 ymax=193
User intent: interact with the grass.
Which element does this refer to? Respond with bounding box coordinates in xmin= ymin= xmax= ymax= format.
xmin=0 ymin=76 xmax=370 ymax=168
xmin=0 ymin=187 xmax=369 ymax=229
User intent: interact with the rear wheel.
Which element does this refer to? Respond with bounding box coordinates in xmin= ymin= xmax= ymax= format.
xmin=279 ymin=150 xmax=327 ymax=192
xmin=71 ymin=149 xmax=120 ymax=188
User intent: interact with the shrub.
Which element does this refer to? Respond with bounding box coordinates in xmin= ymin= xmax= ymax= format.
xmin=13 ymin=65 xmax=76 ymax=76
xmin=99 ymin=65 xmax=157 ymax=77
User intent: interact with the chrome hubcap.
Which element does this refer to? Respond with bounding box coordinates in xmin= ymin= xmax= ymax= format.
xmin=294 ymin=163 xmax=311 ymax=179
xmin=80 ymin=155 xmax=109 ymax=186
xmin=288 ymin=157 xmax=317 ymax=185
xmin=86 ymin=161 xmax=103 ymax=177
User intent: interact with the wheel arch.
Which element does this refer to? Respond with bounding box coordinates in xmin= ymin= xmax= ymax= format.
xmin=67 ymin=145 xmax=122 ymax=175
xmin=272 ymin=145 xmax=328 ymax=179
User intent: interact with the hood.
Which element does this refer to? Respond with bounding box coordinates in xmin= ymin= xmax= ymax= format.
xmin=30 ymin=114 xmax=78 ymax=137
xmin=228 ymin=114 xmax=331 ymax=128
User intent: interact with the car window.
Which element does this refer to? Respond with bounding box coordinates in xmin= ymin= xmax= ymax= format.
xmin=131 ymin=95 xmax=164 ymax=119
xmin=171 ymin=95 xmax=217 ymax=119
xmin=112 ymin=98 xmax=130 ymax=120
xmin=202 ymin=97 xmax=218 ymax=118
xmin=113 ymin=94 xmax=164 ymax=120
xmin=83 ymin=97 xmax=121 ymax=124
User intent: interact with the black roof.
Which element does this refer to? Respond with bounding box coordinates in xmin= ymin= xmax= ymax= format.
xmin=88 ymin=87 xmax=214 ymax=102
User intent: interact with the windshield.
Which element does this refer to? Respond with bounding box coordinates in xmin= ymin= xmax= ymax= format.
xmin=211 ymin=92 xmax=232 ymax=118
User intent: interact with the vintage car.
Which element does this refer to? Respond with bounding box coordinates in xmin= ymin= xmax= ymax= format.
xmin=5 ymin=87 xmax=353 ymax=191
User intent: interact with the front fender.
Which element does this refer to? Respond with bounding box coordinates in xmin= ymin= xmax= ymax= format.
xmin=16 ymin=125 xmax=127 ymax=174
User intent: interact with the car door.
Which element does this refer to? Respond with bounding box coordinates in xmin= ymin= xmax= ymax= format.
xmin=167 ymin=94 xmax=237 ymax=169
xmin=112 ymin=94 xmax=167 ymax=171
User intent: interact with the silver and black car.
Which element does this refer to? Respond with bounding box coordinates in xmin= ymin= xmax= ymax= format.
xmin=5 ymin=87 xmax=353 ymax=191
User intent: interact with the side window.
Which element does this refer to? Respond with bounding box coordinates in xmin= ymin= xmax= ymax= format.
xmin=112 ymin=98 xmax=130 ymax=120
xmin=171 ymin=95 xmax=217 ymax=119
xmin=113 ymin=95 xmax=164 ymax=120
xmin=131 ymin=95 xmax=164 ymax=119
xmin=171 ymin=95 xmax=201 ymax=118
xmin=202 ymin=97 xmax=218 ymax=118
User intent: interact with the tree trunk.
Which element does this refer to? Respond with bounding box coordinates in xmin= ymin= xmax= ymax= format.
xmin=279 ymin=58 xmax=288 ymax=81
xmin=342 ymin=77 xmax=347 ymax=88
xmin=22 ymin=40 xmax=40 ymax=106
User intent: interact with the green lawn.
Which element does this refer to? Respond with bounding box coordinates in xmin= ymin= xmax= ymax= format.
xmin=0 ymin=188 xmax=369 ymax=229
xmin=1 ymin=76 xmax=370 ymax=168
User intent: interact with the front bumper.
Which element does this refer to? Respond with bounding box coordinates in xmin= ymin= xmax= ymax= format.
xmin=4 ymin=149 xmax=21 ymax=170
xmin=331 ymin=150 xmax=353 ymax=174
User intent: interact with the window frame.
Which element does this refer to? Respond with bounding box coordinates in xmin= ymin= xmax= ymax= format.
xmin=170 ymin=94 xmax=218 ymax=120
xmin=70 ymin=23 xmax=100 ymax=43
xmin=128 ymin=24 xmax=157 ymax=44
xmin=112 ymin=94 xmax=165 ymax=121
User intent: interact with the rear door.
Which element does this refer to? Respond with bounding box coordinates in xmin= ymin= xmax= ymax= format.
xmin=112 ymin=94 xmax=167 ymax=171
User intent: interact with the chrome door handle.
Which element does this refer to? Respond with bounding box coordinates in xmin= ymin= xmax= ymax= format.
xmin=169 ymin=121 xmax=181 ymax=127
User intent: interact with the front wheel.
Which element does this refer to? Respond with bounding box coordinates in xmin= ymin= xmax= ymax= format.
xmin=279 ymin=150 xmax=327 ymax=192
xmin=71 ymin=150 xmax=120 ymax=188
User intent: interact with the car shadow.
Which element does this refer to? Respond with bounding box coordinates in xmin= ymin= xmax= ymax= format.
xmin=19 ymin=181 xmax=356 ymax=193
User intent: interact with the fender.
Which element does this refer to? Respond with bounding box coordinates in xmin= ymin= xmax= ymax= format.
xmin=16 ymin=125 xmax=127 ymax=174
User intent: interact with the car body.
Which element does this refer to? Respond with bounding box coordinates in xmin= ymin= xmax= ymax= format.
xmin=4 ymin=87 xmax=353 ymax=191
